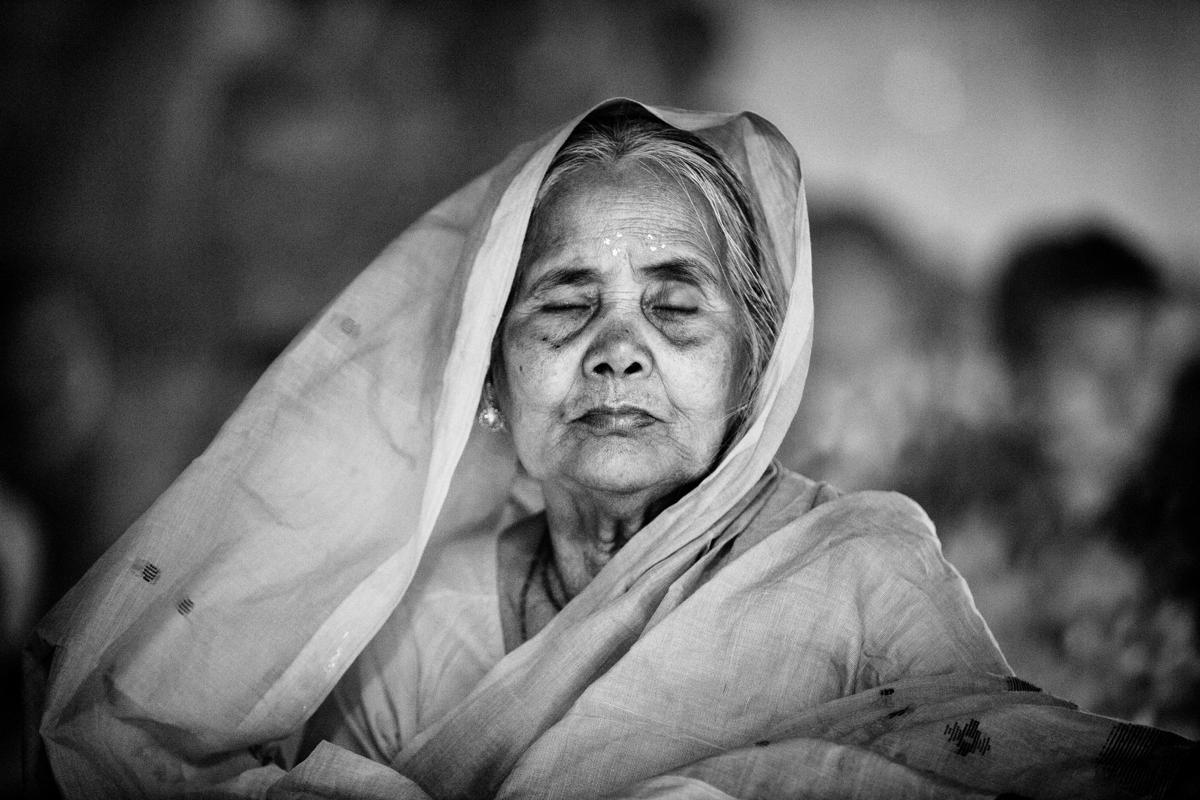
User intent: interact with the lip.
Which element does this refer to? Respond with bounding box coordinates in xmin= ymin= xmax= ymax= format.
xmin=574 ymin=405 xmax=657 ymax=433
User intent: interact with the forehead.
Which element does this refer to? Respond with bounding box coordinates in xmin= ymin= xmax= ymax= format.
xmin=525 ymin=162 xmax=721 ymax=263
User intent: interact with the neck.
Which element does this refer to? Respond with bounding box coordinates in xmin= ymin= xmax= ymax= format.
xmin=540 ymin=481 xmax=691 ymax=599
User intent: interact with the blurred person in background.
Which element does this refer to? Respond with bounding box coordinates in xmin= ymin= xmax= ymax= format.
xmin=777 ymin=207 xmax=970 ymax=492
xmin=928 ymin=223 xmax=1200 ymax=735
xmin=1 ymin=269 xmax=107 ymax=798
xmin=995 ymin=225 xmax=1171 ymax=528
xmin=0 ymin=270 xmax=113 ymax=608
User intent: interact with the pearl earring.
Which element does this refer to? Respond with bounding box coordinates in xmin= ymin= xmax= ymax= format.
xmin=477 ymin=380 xmax=506 ymax=432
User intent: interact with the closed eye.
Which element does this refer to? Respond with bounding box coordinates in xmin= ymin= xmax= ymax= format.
xmin=651 ymin=304 xmax=698 ymax=315
xmin=647 ymin=281 xmax=703 ymax=317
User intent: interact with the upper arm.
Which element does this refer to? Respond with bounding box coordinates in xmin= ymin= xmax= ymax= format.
xmin=842 ymin=493 xmax=1011 ymax=686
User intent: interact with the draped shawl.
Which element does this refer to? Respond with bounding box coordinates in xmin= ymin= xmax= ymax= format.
xmin=28 ymin=100 xmax=1195 ymax=799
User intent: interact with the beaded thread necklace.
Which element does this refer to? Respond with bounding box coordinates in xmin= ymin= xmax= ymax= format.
xmin=518 ymin=534 xmax=568 ymax=643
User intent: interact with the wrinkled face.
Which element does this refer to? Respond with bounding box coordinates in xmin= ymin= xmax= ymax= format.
xmin=497 ymin=163 xmax=741 ymax=499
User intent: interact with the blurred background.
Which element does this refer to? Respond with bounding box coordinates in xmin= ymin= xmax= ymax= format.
xmin=3 ymin=0 xmax=1199 ymax=790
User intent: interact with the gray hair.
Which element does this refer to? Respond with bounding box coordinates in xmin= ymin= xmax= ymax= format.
xmin=512 ymin=110 xmax=785 ymax=446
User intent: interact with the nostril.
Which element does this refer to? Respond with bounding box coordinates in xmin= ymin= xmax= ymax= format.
xmin=584 ymin=329 xmax=651 ymax=379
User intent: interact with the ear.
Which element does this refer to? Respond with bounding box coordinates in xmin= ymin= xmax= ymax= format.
xmin=477 ymin=375 xmax=507 ymax=433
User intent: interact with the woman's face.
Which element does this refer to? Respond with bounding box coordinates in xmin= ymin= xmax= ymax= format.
xmin=498 ymin=162 xmax=741 ymax=501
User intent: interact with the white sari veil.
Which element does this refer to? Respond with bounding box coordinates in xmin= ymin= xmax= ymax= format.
xmin=30 ymin=99 xmax=812 ymax=798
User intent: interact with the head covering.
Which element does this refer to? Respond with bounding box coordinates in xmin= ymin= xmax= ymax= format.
xmin=31 ymin=99 xmax=812 ymax=795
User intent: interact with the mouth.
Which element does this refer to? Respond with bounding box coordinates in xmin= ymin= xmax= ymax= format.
xmin=575 ymin=405 xmax=657 ymax=433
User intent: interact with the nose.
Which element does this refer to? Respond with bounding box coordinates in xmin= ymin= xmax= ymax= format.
xmin=583 ymin=317 xmax=653 ymax=380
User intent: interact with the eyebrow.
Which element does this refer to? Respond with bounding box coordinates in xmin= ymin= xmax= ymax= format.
xmin=640 ymin=257 xmax=720 ymax=288
xmin=525 ymin=257 xmax=719 ymax=298
xmin=525 ymin=266 xmax=601 ymax=297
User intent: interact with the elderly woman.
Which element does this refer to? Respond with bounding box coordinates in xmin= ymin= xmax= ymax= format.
xmin=28 ymin=101 xmax=1193 ymax=799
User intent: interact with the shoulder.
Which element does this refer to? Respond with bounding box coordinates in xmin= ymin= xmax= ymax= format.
xmin=762 ymin=465 xmax=942 ymax=566
xmin=748 ymin=469 xmax=1009 ymax=677
xmin=813 ymin=488 xmax=942 ymax=564
xmin=710 ymin=466 xmax=952 ymax=603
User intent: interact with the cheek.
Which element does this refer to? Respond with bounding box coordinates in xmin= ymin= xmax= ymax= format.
xmin=500 ymin=324 xmax=576 ymax=420
xmin=663 ymin=333 xmax=740 ymax=420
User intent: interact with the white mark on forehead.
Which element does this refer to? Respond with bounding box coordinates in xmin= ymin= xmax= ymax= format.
xmin=595 ymin=229 xmax=672 ymax=259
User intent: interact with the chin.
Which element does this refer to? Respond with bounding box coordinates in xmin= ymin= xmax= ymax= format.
xmin=571 ymin=466 xmax=672 ymax=496
xmin=561 ymin=443 xmax=706 ymax=498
